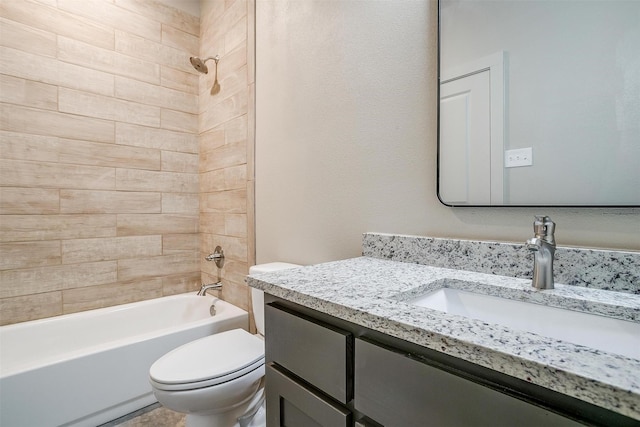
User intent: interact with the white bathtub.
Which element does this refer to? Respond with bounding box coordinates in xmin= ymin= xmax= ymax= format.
xmin=0 ymin=293 xmax=248 ymax=427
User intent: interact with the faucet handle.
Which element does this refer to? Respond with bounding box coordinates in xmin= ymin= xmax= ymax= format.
xmin=533 ymin=215 xmax=555 ymax=244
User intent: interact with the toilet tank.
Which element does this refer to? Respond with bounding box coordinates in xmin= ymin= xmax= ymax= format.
xmin=249 ymin=263 xmax=301 ymax=335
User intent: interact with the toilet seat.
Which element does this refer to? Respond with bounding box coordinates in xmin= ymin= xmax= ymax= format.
xmin=150 ymin=329 xmax=264 ymax=392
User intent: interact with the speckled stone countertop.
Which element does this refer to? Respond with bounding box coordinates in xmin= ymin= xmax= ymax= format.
xmin=247 ymin=257 xmax=640 ymax=421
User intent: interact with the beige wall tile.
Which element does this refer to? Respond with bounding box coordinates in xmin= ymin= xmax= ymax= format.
xmin=57 ymin=0 xmax=160 ymax=42
xmin=1 ymin=104 xmax=115 ymax=143
xmin=201 ymin=165 xmax=246 ymax=192
xmin=200 ymin=169 xmax=226 ymax=193
xmin=199 ymin=212 xmax=226 ymax=235
xmin=0 ymin=292 xmax=62 ymax=325
xmin=59 ymin=87 xmax=161 ymax=127
xmin=62 ymin=235 xmax=162 ymax=264
xmin=0 ymin=47 xmax=115 ymax=97
xmin=200 ymin=141 xmax=246 ymax=172
xmin=114 ymin=29 xmax=194 ymax=74
xmin=0 ymin=214 xmax=116 ymax=242
xmin=199 ymin=127 xmax=226 ymax=152
xmin=60 ymin=190 xmax=161 ymax=214
xmin=223 ymin=165 xmax=247 ymax=190
xmin=161 ymin=150 xmax=199 ymax=172
xmin=225 ymin=213 xmax=248 ymax=238
xmin=225 ymin=15 xmax=247 ymax=55
xmin=0 ymin=0 xmax=114 ymax=49
xmin=115 ymin=76 xmax=197 ymax=114
xmin=0 ymin=241 xmax=61 ymax=270
xmin=161 ymin=109 xmax=198 ymax=133
xmin=162 ymin=193 xmax=199 ymax=214
xmin=57 ymin=61 xmax=117 ymax=97
xmin=247 ymin=180 xmax=256 ymax=267
xmin=225 ymin=114 xmax=248 ymax=145
xmin=161 ymin=66 xmax=198 ymax=95
xmin=0 ymin=261 xmax=118 ymax=298
xmin=114 ymin=0 xmax=200 ymax=36
xmin=1 ymin=131 xmax=160 ymax=170
xmin=1 ymin=76 xmax=57 ymax=114
xmin=116 ymin=169 xmax=198 ymax=193
xmin=247 ymin=0 xmax=255 ymax=85
xmin=247 ymin=83 xmax=255 ymax=179
xmin=117 ymin=252 xmax=198 ymax=281
xmin=117 ymin=214 xmax=198 ymax=236
xmin=58 ymin=36 xmax=160 ymax=85
xmin=220 ymin=279 xmax=249 ymax=311
xmin=0 ymin=46 xmax=56 ymax=85
xmin=0 ymin=159 xmax=116 ymax=190
xmin=0 ymin=0 xmax=214 ymax=325
xmin=201 ymin=234 xmax=247 ymax=261
xmin=200 ymin=90 xmax=248 ymax=132
xmin=163 ymin=233 xmax=199 ymax=253
xmin=198 ymin=45 xmax=247 ymax=112
xmin=162 ymin=272 xmax=200 ymax=295
xmin=200 ymin=189 xmax=247 ymax=214
xmin=0 ymin=17 xmax=57 ymax=57
xmin=0 ymin=187 xmax=59 ymax=215
xmin=61 ymin=261 xmax=118 ymax=289
xmin=201 ymin=62 xmax=247 ymax=102
xmin=162 ymin=24 xmax=199 ymax=53
xmin=116 ymin=123 xmax=198 ymax=154
xmin=62 ymin=278 xmax=163 ymax=314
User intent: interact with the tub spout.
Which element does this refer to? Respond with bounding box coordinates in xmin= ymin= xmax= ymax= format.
xmin=197 ymin=282 xmax=222 ymax=296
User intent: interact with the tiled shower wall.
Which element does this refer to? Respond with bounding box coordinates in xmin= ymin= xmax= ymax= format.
xmin=198 ymin=0 xmax=255 ymax=313
xmin=0 ymin=0 xmax=202 ymax=325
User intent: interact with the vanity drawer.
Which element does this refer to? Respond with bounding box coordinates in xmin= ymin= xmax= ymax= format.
xmin=265 ymin=303 xmax=353 ymax=403
xmin=266 ymin=363 xmax=351 ymax=427
xmin=354 ymin=338 xmax=582 ymax=427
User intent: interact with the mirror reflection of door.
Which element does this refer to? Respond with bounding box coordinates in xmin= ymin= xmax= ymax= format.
xmin=439 ymin=51 xmax=505 ymax=206
xmin=440 ymin=71 xmax=491 ymax=205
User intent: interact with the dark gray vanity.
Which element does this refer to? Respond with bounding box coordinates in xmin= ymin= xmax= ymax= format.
xmin=263 ymin=296 xmax=634 ymax=427
xmin=248 ymin=235 xmax=640 ymax=427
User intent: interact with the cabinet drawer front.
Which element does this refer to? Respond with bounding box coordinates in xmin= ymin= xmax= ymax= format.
xmin=265 ymin=303 xmax=352 ymax=403
xmin=354 ymin=338 xmax=582 ymax=427
xmin=266 ymin=363 xmax=351 ymax=427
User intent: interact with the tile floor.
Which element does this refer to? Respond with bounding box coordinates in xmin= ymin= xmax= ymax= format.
xmin=101 ymin=404 xmax=185 ymax=427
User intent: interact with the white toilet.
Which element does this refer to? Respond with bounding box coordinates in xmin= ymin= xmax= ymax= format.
xmin=149 ymin=263 xmax=300 ymax=427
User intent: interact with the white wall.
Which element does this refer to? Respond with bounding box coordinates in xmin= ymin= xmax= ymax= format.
xmin=255 ymin=0 xmax=640 ymax=267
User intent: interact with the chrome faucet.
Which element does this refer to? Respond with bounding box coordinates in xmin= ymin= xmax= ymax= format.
xmin=526 ymin=215 xmax=556 ymax=290
xmin=197 ymin=282 xmax=222 ymax=296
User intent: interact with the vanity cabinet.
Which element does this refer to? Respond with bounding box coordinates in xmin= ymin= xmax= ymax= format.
xmin=264 ymin=296 xmax=633 ymax=427
xmin=265 ymin=303 xmax=354 ymax=426
xmin=355 ymin=338 xmax=581 ymax=427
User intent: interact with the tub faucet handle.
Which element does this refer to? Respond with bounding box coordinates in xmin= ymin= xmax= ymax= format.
xmin=205 ymin=246 xmax=225 ymax=268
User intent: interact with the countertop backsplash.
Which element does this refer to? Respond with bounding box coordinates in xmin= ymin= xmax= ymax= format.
xmin=362 ymin=233 xmax=640 ymax=294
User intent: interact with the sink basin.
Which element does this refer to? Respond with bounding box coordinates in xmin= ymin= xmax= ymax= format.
xmin=410 ymin=287 xmax=640 ymax=359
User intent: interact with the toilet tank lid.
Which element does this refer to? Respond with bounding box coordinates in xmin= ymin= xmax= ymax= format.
xmin=249 ymin=262 xmax=301 ymax=274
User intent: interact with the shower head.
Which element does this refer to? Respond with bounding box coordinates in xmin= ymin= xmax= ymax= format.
xmin=190 ymin=55 xmax=219 ymax=74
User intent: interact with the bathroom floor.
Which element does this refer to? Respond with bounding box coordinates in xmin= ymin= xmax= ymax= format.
xmin=102 ymin=404 xmax=186 ymax=427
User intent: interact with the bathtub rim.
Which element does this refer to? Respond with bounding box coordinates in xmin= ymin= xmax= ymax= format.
xmin=0 ymin=293 xmax=248 ymax=378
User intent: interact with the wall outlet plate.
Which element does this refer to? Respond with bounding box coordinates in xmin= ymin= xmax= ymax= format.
xmin=505 ymin=147 xmax=533 ymax=168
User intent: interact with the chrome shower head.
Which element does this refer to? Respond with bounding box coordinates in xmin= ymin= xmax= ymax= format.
xmin=189 ymin=55 xmax=219 ymax=74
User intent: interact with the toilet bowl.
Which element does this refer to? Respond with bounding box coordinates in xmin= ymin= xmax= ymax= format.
xmin=149 ymin=262 xmax=300 ymax=427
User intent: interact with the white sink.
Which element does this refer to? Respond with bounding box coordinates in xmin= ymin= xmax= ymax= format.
xmin=410 ymin=288 xmax=640 ymax=360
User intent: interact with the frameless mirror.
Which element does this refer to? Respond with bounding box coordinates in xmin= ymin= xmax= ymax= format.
xmin=438 ymin=0 xmax=640 ymax=206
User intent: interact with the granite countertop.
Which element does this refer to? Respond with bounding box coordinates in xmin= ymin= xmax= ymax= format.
xmin=246 ymin=256 xmax=640 ymax=421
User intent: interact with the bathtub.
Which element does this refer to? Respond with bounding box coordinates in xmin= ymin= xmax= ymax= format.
xmin=0 ymin=293 xmax=248 ymax=427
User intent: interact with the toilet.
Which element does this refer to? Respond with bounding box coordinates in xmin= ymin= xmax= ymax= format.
xmin=149 ymin=262 xmax=300 ymax=427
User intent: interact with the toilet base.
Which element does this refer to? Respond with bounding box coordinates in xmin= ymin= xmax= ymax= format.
xmin=184 ymin=390 xmax=265 ymax=427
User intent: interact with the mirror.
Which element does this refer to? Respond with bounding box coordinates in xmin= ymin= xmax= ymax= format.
xmin=438 ymin=0 xmax=640 ymax=206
